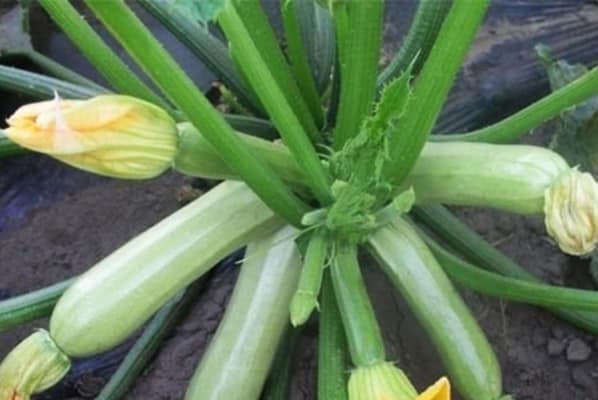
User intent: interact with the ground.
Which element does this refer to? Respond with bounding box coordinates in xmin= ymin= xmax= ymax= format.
xmin=1 ymin=1 xmax=598 ymax=399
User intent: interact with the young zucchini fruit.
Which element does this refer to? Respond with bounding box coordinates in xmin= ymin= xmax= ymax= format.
xmin=404 ymin=142 xmax=598 ymax=255
xmin=185 ymin=226 xmax=301 ymax=400
xmin=404 ymin=141 xmax=568 ymax=214
xmin=329 ymin=243 xmax=449 ymax=400
xmin=174 ymin=122 xmax=304 ymax=187
xmin=369 ymin=217 xmax=504 ymax=400
xmin=176 ymin=130 xmax=598 ymax=255
xmin=0 ymin=181 xmax=281 ymax=399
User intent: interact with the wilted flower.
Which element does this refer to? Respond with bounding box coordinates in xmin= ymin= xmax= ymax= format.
xmin=348 ymin=361 xmax=450 ymax=400
xmin=0 ymin=330 xmax=70 ymax=400
xmin=4 ymin=94 xmax=178 ymax=179
xmin=544 ymin=168 xmax=598 ymax=255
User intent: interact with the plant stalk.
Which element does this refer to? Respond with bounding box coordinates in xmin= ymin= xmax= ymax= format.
xmin=413 ymin=204 xmax=598 ymax=334
xmin=385 ymin=0 xmax=489 ymax=184
xmin=39 ymin=0 xmax=169 ymax=109
xmin=332 ymin=0 xmax=384 ymax=149
xmin=85 ymin=0 xmax=311 ymax=226
xmin=431 ymin=65 xmax=598 ymax=143
xmin=330 ymin=243 xmax=385 ymax=367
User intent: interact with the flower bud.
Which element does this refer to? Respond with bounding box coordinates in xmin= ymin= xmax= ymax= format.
xmin=4 ymin=95 xmax=177 ymax=179
xmin=348 ymin=361 xmax=450 ymax=400
xmin=0 ymin=330 xmax=70 ymax=400
xmin=544 ymin=168 xmax=598 ymax=255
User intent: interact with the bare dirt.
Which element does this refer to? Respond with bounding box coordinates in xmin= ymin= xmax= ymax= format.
xmin=2 ymin=1 xmax=598 ymax=400
xmin=4 ymin=149 xmax=598 ymax=400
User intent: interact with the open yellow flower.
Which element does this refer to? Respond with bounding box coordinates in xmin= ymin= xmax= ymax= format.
xmin=348 ymin=361 xmax=450 ymax=400
xmin=4 ymin=94 xmax=177 ymax=179
xmin=418 ymin=377 xmax=450 ymax=400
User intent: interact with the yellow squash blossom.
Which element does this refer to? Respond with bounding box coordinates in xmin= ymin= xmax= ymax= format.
xmin=4 ymin=94 xmax=177 ymax=179
xmin=544 ymin=168 xmax=598 ymax=255
xmin=0 ymin=330 xmax=70 ymax=400
xmin=348 ymin=361 xmax=450 ymax=400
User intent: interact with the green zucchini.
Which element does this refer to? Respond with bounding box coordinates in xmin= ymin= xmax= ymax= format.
xmin=404 ymin=141 xmax=569 ymax=214
xmin=369 ymin=217 xmax=503 ymax=400
xmin=185 ymin=226 xmax=301 ymax=400
xmin=174 ymin=127 xmax=570 ymax=217
xmin=50 ymin=181 xmax=281 ymax=357
xmin=174 ymin=122 xmax=304 ymax=186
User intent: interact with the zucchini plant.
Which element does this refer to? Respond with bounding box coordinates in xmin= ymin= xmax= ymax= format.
xmin=2 ymin=1 xmax=598 ymax=399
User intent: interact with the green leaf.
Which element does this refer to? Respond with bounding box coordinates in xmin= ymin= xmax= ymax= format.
xmin=324 ymin=68 xmax=415 ymax=242
xmin=366 ymin=64 xmax=414 ymax=137
xmin=537 ymin=45 xmax=598 ymax=174
xmin=332 ymin=67 xmax=414 ymax=200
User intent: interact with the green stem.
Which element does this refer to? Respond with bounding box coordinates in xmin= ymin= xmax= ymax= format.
xmin=224 ymin=115 xmax=277 ymax=140
xmin=431 ymin=65 xmax=598 ymax=143
xmin=261 ymin=325 xmax=299 ymax=400
xmin=425 ymin=234 xmax=598 ymax=311
xmin=0 ymin=278 xmax=74 ymax=331
xmin=218 ymin=1 xmax=332 ymax=205
xmin=332 ymin=0 xmax=384 ymax=149
xmin=137 ymin=0 xmax=264 ymax=116
xmin=0 ymin=131 xmax=26 ymax=158
xmin=24 ymin=50 xmax=106 ymax=91
xmin=318 ymin=271 xmax=348 ymax=400
xmin=413 ymin=204 xmax=598 ymax=334
xmin=331 ymin=243 xmax=385 ymax=367
xmin=97 ymin=279 xmax=207 ymax=400
xmin=0 ymin=64 xmax=105 ymax=99
xmin=281 ymin=0 xmax=325 ymax=127
xmin=326 ymin=59 xmax=342 ymax=129
xmin=385 ymin=0 xmax=489 ymax=184
xmin=85 ymin=0 xmax=310 ymax=227
xmin=300 ymin=0 xmax=335 ymax=94
xmin=376 ymin=0 xmax=451 ymax=89
xmin=39 ymin=0 xmax=169 ymax=110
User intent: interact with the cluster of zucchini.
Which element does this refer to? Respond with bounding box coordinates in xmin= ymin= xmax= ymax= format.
xmin=2 ymin=1 xmax=598 ymax=399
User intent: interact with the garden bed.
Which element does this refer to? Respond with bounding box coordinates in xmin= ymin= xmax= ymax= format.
xmin=1 ymin=2 xmax=598 ymax=399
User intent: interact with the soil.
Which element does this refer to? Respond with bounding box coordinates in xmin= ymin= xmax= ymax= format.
xmin=2 ymin=1 xmax=598 ymax=400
